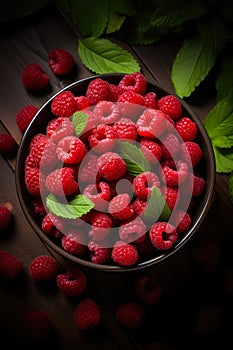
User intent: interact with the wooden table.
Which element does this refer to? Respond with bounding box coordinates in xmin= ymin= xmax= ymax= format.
xmin=1 ymin=4 xmax=233 ymax=350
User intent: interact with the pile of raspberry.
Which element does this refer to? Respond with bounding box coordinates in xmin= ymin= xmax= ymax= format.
xmin=23 ymin=72 xmax=205 ymax=268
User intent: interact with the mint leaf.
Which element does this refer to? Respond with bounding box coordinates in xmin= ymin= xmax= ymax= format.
xmin=78 ymin=37 xmax=140 ymax=74
xmin=46 ymin=194 xmax=94 ymax=219
xmin=213 ymin=136 xmax=233 ymax=149
xmin=229 ymin=172 xmax=233 ymax=203
xmin=106 ymin=12 xmax=126 ymax=34
xmin=171 ymin=35 xmax=217 ymax=98
xmin=117 ymin=141 xmax=150 ymax=176
xmin=216 ymin=56 xmax=233 ymax=101
xmin=144 ymin=186 xmax=171 ymax=223
xmin=213 ymin=146 xmax=233 ymax=173
xmin=197 ymin=19 xmax=226 ymax=54
xmin=109 ymin=0 xmax=135 ymax=16
xmin=204 ymin=98 xmax=233 ymax=133
xmin=72 ymin=111 xmax=88 ymax=136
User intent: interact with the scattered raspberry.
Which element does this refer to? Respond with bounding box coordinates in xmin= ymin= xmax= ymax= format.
xmin=51 ymin=91 xmax=77 ymax=117
xmin=88 ymin=212 xmax=112 ymax=241
xmin=175 ymin=116 xmax=197 ymax=141
xmin=136 ymin=109 xmax=167 ymax=138
xmin=0 ymin=133 xmax=16 ymax=154
xmin=149 ymin=222 xmax=178 ymax=250
xmin=158 ymin=94 xmax=182 ymax=120
xmin=45 ymin=167 xmax=78 ymax=197
xmin=46 ymin=117 xmax=74 ymax=143
xmin=86 ymin=78 xmax=110 ymax=105
xmin=88 ymin=240 xmax=112 ymax=264
xmin=32 ymin=197 xmax=47 ymax=217
xmin=108 ymin=193 xmax=134 ymax=221
xmin=30 ymin=136 xmax=60 ymax=171
xmin=93 ymin=100 xmax=120 ymax=124
xmin=181 ymin=141 xmax=203 ymax=167
xmin=140 ymin=138 xmax=162 ymax=164
xmin=73 ymin=297 xmax=101 ymax=330
xmin=133 ymin=172 xmax=160 ymax=200
xmin=0 ymin=250 xmax=22 ymax=280
xmin=119 ymin=216 xmax=147 ymax=244
xmin=161 ymin=160 xmax=188 ymax=187
xmin=143 ymin=91 xmax=157 ymax=109
xmin=160 ymin=186 xmax=179 ymax=210
xmin=111 ymin=241 xmax=139 ymax=266
xmin=24 ymin=310 xmax=52 ymax=340
xmin=117 ymin=91 xmax=144 ymax=117
xmin=88 ymin=124 xmax=116 ymax=153
xmin=0 ymin=205 xmax=12 ymax=231
xmin=48 ymin=48 xmax=74 ymax=75
xmin=21 ymin=63 xmax=49 ymax=90
xmin=116 ymin=301 xmax=145 ymax=329
xmin=97 ymin=152 xmax=126 ymax=181
xmin=16 ymin=105 xmax=39 ymax=132
xmin=113 ymin=117 xmax=137 ymax=141
xmin=75 ymin=95 xmax=90 ymax=110
xmin=170 ymin=209 xmax=191 ymax=233
xmin=134 ymin=274 xmax=162 ymax=305
xmin=42 ymin=212 xmax=64 ymax=239
xmin=61 ymin=231 xmax=87 ymax=256
xmin=160 ymin=132 xmax=180 ymax=159
xmin=83 ymin=181 xmax=110 ymax=211
xmin=29 ymin=255 xmax=58 ymax=281
xmin=56 ymin=136 xmax=87 ymax=164
xmin=56 ymin=267 xmax=87 ymax=297
xmin=25 ymin=167 xmax=46 ymax=197
xmin=118 ymin=72 xmax=147 ymax=95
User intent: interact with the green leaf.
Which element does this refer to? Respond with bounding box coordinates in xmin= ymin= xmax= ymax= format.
xmin=46 ymin=194 xmax=95 ymax=219
xmin=171 ymin=36 xmax=217 ymax=98
xmin=78 ymin=37 xmax=140 ymax=74
xmin=117 ymin=141 xmax=150 ymax=176
xmin=216 ymin=56 xmax=233 ymax=101
xmin=106 ymin=12 xmax=126 ymax=34
xmin=213 ymin=146 xmax=233 ymax=173
xmin=213 ymin=136 xmax=233 ymax=149
xmin=72 ymin=111 xmax=88 ymax=136
xmin=204 ymin=98 xmax=233 ymax=133
xmin=144 ymin=186 xmax=171 ymax=223
xmin=109 ymin=0 xmax=135 ymax=16
xmin=197 ymin=19 xmax=226 ymax=54
xmin=229 ymin=172 xmax=233 ymax=203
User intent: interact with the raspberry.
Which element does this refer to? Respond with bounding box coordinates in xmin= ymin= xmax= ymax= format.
xmin=119 ymin=216 xmax=147 ymax=244
xmin=160 ymin=186 xmax=179 ymax=210
xmin=111 ymin=240 xmax=139 ymax=266
xmin=134 ymin=274 xmax=162 ymax=305
xmin=0 ymin=205 xmax=12 ymax=231
xmin=149 ymin=222 xmax=178 ymax=250
xmin=48 ymin=48 xmax=74 ymax=75
xmin=133 ymin=172 xmax=160 ymax=200
xmin=113 ymin=117 xmax=137 ymax=141
xmin=88 ymin=124 xmax=116 ymax=153
xmin=133 ymin=197 xmax=147 ymax=216
xmin=24 ymin=311 xmax=52 ymax=340
xmin=88 ymin=240 xmax=111 ymax=264
xmin=158 ymin=95 xmax=182 ymax=120
xmin=51 ymin=91 xmax=77 ymax=117
xmin=83 ymin=181 xmax=110 ymax=211
xmin=42 ymin=212 xmax=64 ymax=239
xmin=143 ymin=91 xmax=157 ymax=109
xmin=136 ymin=109 xmax=167 ymax=138
xmin=78 ymin=154 xmax=99 ymax=184
xmin=181 ymin=141 xmax=203 ymax=167
xmin=45 ymin=167 xmax=78 ymax=197
xmin=21 ymin=63 xmax=49 ymax=90
xmin=25 ymin=167 xmax=46 ymax=197
xmin=116 ymin=301 xmax=145 ymax=329
xmin=108 ymin=83 xmax=123 ymax=101
xmin=161 ymin=160 xmax=188 ymax=187
xmin=0 ymin=133 xmax=16 ymax=154
xmin=30 ymin=136 xmax=60 ymax=171
xmin=32 ymin=197 xmax=47 ymax=217
xmin=61 ymin=231 xmax=87 ymax=255
xmin=56 ymin=136 xmax=87 ymax=164
xmin=97 ymin=152 xmax=126 ymax=181
xmin=117 ymin=91 xmax=145 ymax=117
xmin=118 ymin=72 xmax=147 ymax=95
xmin=140 ymin=138 xmax=162 ymax=164
xmin=28 ymin=133 xmax=47 ymax=151
xmin=93 ymin=100 xmax=120 ymax=124
xmin=88 ymin=212 xmax=112 ymax=241
xmin=46 ymin=117 xmax=74 ymax=143
xmin=0 ymin=250 xmax=22 ymax=280
xmin=175 ymin=116 xmax=197 ymax=141
xmin=160 ymin=132 xmax=180 ymax=159
xmin=170 ymin=209 xmax=191 ymax=233
xmin=16 ymin=105 xmax=39 ymax=132
xmin=108 ymin=193 xmax=134 ymax=221
xmin=180 ymin=172 xmax=205 ymax=197
xmin=29 ymin=255 xmax=58 ymax=281
xmin=56 ymin=267 xmax=87 ymax=297
xmin=73 ymin=297 xmax=101 ymax=330
xmin=75 ymin=95 xmax=91 ymax=110
xmin=86 ymin=78 xmax=110 ymax=105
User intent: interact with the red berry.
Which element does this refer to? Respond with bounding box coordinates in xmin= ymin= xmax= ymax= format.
xmin=118 ymin=72 xmax=147 ymax=95
xmin=97 ymin=152 xmax=126 ymax=181
xmin=160 ymin=186 xmax=179 ymax=210
xmin=108 ymin=193 xmax=134 ymax=221
xmin=93 ymin=100 xmax=120 ymax=124
xmin=42 ymin=212 xmax=64 ymax=239
xmin=111 ymin=240 xmax=139 ymax=266
xmin=132 ymin=197 xmax=147 ymax=216
xmin=133 ymin=171 xmax=160 ymax=200
xmin=149 ymin=222 xmax=178 ymax=250
xmin=117 ymin=91 xmax=145 ymax=117
xmin=175 ymin=116 xmax=197 ymax=141
xmin=143 ymin=91 xmax=157 ymax=109
xmin=24 ymin=310 xmax=52 ymax=340
xmin=108 ymin=83 xmax=123 ymax=101
xmin=134 ymin=274 xmax=162 ymax=305
xmin=61 ymin=231 xmax=87 ymax=256
xmin=119 ymin=216 xmax=147 ymax=244
xmin=0 ymin=205 xmax=12 ymax=231
xmin=136 ymin=109 xmax=167 ymax=138
xmin=88 ymin=212 xmax=112 ymax=241
xmin=48 ymin=48 xmax=74 ymax=75
xmin=86 ymin=78 xmax=110 ymax=105
xmin=113 ymin=117 xmax=137 ymax=141
xmin=88 ymin=240 xmax=111 ymax=264
xmin=32 ymin=197 xmax=47 ymax=217
xmin=88 ymin=124 xmax=116 ymax=153
xmin=161 ymin=160 xmax=188 ymax=187
xmin=51 ymin=91 xmax=77 ymax=117
xmin=140 ymin=138 xmax=162 ymax=164
xmin=46 ymin=117 xmax=75 ymax=143
xmin=75 ymin=95 xmax=91 ymax=110
xmin=116 ymin=301 xmax=145 ymax=329
xmin=45 ymin=167 xmax=78 ymax=197
xmin=56 ymin=267 xmax=87 ymax=297
xmin=83 ymin=181 xmax=110 ymax=211
xmin=29 ymin=255 xmax=58 ymax=281
xmin=16 ymin=105 xmax=39 ymax=132
xmin=56 ymin=136 xmax=87 ymax=164
xmin=21 ymin=63 xmax=49 ymax=90
xmin=28 ymin=133 xmax=47 ymax=152
xmin=181 ymin=141 xmax=203 ymax=167
xmin=73 ymin=297 xmax=101 ymax=330
xmin=0 ymin=133 xmax=16 ymax=153
xmin=78 ymin=153 xmax=99 ymax=184
xmin=170 ymin=209 xmax=191 ymax=233
xmin=160 ymin=132 xmax=180 ymax=160
xmin=0 ymin=250 xmax=22 ymax=280
xmin=180 ymin=172 xmax=205 ymax=197
xmin=25 ymin=167 xmax=46 ymax=197
xmin=30 ymin=136 xmax=60 ymax=171
xmin=158 ymin=95 xmax=182 ymax=120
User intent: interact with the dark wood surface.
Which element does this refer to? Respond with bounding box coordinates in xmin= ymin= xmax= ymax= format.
xmin=1 ymin=4 xmax=233 ymax=350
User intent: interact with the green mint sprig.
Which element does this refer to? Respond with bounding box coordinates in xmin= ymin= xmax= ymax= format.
xmin=72 ymin=111 xmax=88 ymax=136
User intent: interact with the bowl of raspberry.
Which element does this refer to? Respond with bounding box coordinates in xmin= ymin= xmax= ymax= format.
xmin=15 ymin=72 xmax=215 ymax=271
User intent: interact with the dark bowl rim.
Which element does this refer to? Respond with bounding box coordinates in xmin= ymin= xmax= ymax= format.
xmin=15 ymin=73 xmax=216 ymax=272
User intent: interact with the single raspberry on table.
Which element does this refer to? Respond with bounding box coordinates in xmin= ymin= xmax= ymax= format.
xmin=0 ymin=205 xmax=12 ymax=231
xmin=88 ymin=240 xmax=112 ymax=264
xmin=88 ymin=124 xmax=116 ymax=154
xmin=157 ymin=94 xmax=182 ymax=120
xmin=0 ymin=133 xmax=16 ymax=154
xmin=111 ymin=240 xmax=139 ymax=266
xmin=116 ymin=301 xmax=145 ymax=329
xmin=48 ymin=48 xmax=74 ymax=75
xmin=118 ymin=72 xmax=147 ymax=95
xmin=134 ymin=274 xmax=162 ymax=305
xmin=108 ymin=193 xmax=134 ymax=221
xmin=140 ymin=138 xmax=162 ymax=164
xmin=29 ymin=255 xmax=58 ymax=281
xmin=97 ymin=152 xmax=126 ymax=181
xmin=73 ymin=297 xmax=101 ymax=330
xmin=0 ymin=250 xmax=22 ymax=280
xmin=45 ymin=167 xmax=78 ymax=197
xmin=133 ymin=171 xmax=160 ymax=200
xmin=51 ymin=91 xmax=77 ymax=117
xmin=21 ymin=63 xmax=50 ymax=90
xmin=83 ymin=181 xmax=110 ymax=211
xmin=136 ymin=109 xmax=167 ymax=138
xmin=61 ymin=231 xmax=87 ymax=256
xmin=25 ymin=167 xmax=46 ymax=197
xmin=88 ymin=212 xmax=112 ymax=241
xmin=170 ymin=209 xmax=191 ymax=233
xmin=30 ymin=136 xmax=60 ymax=171
xmin=75 ymin=95 xmax=91 ymax=110
xmin=56 ymin=267 xmax=87 ymax=297
xmin=93 ymin=100 xmax=120 ymax=124
xmin=16 ymin=105 xmax=39 ymax=132
xmin=143 ymin=91 xmax=157 ymax=109
xmin=24 ymin=310 xmax=52 ymax=340
xmin=86 ymin=78 xmax=110 ymax=105
xmin=181 ymin=141 xmax=203 ymax=167
xmin=56 ymin=136 xmax=87 ymax=164
xmin=119 ymin=216 xmax=147 ymax=244
xmin=46 ymin=117 xmax=75 ymax=143
xmin=42 ymin=212 xmax=65 ymax=239
xmin=113 ymin=117 xmax=137 ymax=141
xmin=149 ymin=222 xmax=178 ymax=250
xmin=175 ymin=116 xmax=197 ymax=141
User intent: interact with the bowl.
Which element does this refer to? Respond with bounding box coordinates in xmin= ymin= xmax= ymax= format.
xmin=15 ymin=73 xmax=215 ymax=271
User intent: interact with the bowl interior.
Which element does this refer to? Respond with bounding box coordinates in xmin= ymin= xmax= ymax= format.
xmin=15 ymin=73 xmax=215 ymax=271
